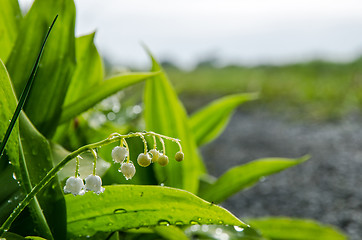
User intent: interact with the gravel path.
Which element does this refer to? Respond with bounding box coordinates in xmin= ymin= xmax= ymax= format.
xmin=201 ymin=109 xmax=362 ymax=240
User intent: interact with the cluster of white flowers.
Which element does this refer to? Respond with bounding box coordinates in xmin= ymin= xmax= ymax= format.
xmin=63 ymin=132 xmax=184 ymax=196
xmin=63 ymin=174 xmax=104 ymax=196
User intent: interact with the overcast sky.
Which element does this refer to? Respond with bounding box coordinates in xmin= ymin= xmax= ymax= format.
xmin=20 ymin=0 xmax=362 ymax=69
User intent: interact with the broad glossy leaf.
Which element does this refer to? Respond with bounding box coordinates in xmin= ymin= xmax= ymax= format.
xmin=190 ymin=93 xmax=258 ymax=146
xmin=66 ymin=185 xmax=247 ymax=237
xmin=60 ymin=72 xmax=159 ymax=124
xmin=63 ymin=33 xmax=103 ymax=106
xmin=248 ymin=217 xmax=346 ymax=240
xmin=6 ymin=0 xmax=76 ymax=137
xmin=199 ymin=156 xmax=309 ymax=203
xmin=16 ymin=113 xmax=66 ymax=239
xmin=144 ymin=51 xmax=204 ymax=193
xmin=0 ymin=0 xmax=22 ymax=62
xmin=0 ymin=60 xmax=18 ymax=168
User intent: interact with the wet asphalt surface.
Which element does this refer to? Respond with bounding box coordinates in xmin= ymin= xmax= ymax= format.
xmin=200 ymin=109 xmax=362 ymax=240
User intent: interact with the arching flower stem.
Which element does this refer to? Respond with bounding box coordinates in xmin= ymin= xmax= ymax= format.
xmin=74 ymin=156 xmax=80 ymax=178
xmin=158 ymin=136 xmax=166 ymax=155
xmin=90 ymin=149 xmax=98 ymax=175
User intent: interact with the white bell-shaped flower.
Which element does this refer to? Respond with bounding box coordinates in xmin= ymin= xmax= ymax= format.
xmin=64 ymin=177 xmax=85 ymax=196
xmin=149 ymin=149 xmax=160 ymax=163
xmin=112 ymin=146 xmax=128 ymax=163
xmin=85 ymin=174 xmax=105 ymax=194
xmin=137 ymin=153 xmax=151 ymax=167
xmin=120 ymin=162 xmax=136 ymax=180
xmin=157 ymin=154 xmax=169 ymax=167
xmin=175 ymin=151 xmax=184 ymax=162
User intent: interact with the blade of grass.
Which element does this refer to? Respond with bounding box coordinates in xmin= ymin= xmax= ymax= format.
xmin=0 ymin=15 xmax=58 ymax=159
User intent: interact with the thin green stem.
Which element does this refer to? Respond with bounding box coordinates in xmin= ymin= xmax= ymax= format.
xmin=122 ymin=139 xmax=130 ymax=163
xmin=158 ymin=136 xmax=166 ymax=155
xmin=176 ymin=141 xmax=183 ymax=152
xmin=74 ymin=156 xmax=80 ymax=177
xmin=90 ymin=149 xmax=97 ymax=175
xmin=152 ymin=135 xmax=157 ymax=149
xmin=136 ymin=133 xmax=148 ymax=154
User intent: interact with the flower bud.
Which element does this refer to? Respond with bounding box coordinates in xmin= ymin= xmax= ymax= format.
xmin=112 ymin=146 xmax=128 ymax=163
xmin=64 ymin=177 xmax=85 ymax=196
xmin=157 ymin=154 xmax=169 ymax=167
xmin=175 ymin=151 xmax=184 ymax=162
xmin=120 ymin=162 xmax=136 ymax=180
xmin=149 ymin=149 xmax=160 ymax=163
xmin=137 ymin=153 xmax=151 ymax=167
xmin=85 ymin=174 xmax=105 ymax=194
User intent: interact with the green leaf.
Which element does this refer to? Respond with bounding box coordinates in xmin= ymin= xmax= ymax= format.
xmin=6 ymin=0 xmax=76 ymax=138
xmin=190 ymin=93 xmax=258 ymax=146
xmin=63 ymin=33 xmax=103 ymax=106
xmin=0 ymin=59 xmax=19 ymax=167
xmin=199 ymin=156 xmax=309 ymax=203
xmin=0 ymin=0 xmax=22 ymax=62
xmin=16 ymin=113 xmax=66 ymax=239
xmin=248 ymin=217 xmax=347 ymax=240
xmin=60 ymin=72 xmax=159 ymax=124
xmin=66 ymin=185 xmax=247 ymax=237
xmin=144 ymin=50 xmax=204 ymax=193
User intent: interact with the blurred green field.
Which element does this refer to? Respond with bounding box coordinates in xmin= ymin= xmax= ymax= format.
xmin=163 ymin=58 xmax=362 ymax=121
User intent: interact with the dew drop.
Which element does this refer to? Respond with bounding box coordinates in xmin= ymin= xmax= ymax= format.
xmin=189 ymin=220 xmax=200 ymax=225
xmin=175 ymin=221 xmax=184 ymax=226
xmin=234 ymin=226 xmax=244 ymax=232
xmin=158 ymin=220 xmax=170 ymax=226
xmin=113 ymin=208 xmax=127 ymax=214
xmin=197 ymin=217 xmax=202 ymax=221
xmin=218 ymin=220 xmax=224 ymax=225
xmin=160 ymin=183 xmax=164 ymax=187
xmin=107 ymin=222 xmax=113 ymax=226
xmin=12 ymin=172 xmax=17 ymax=180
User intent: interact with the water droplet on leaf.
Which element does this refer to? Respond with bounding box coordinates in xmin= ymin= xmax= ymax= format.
xmin=175 ymin=221 xmax=184 ymax=226
xmin=158 ymin=220 xmax=170 ymax=226
xmin=113 ymin=208 xmax=127 ymax=214
xmin=234 ymin=226 xmax=244 ymax=232
xmin=189 ymin=220 xmax=200 ymax=225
